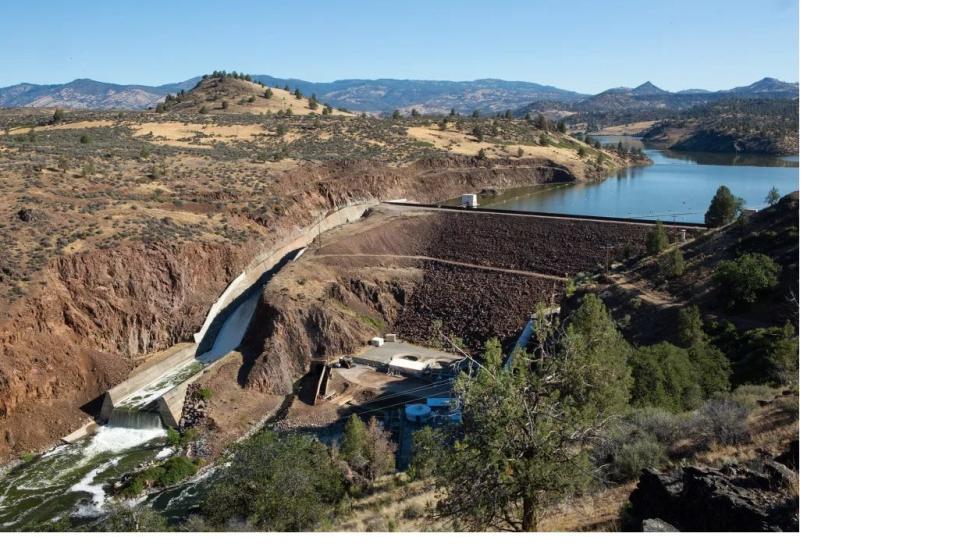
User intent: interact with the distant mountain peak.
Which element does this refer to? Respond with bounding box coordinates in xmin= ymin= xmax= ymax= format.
xmin=727 ymin=77 xmax=799 ymax=95
xmin=633 ymin=81 xmax=667 ymax=95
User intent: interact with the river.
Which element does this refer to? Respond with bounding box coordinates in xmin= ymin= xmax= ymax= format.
xmin=483 ymin=136 xmax=799 ymax=223
xmin=0 ymin=287 xmax=266 ymax=530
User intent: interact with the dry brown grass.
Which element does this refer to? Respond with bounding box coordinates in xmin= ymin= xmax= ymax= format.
xmin=595 ymin=120 xmax=658 ymax=135
xmin=407 ymin=125 xmax=602 ymax=179
xmin=130 ymin=122 xmax=270 ymax=147
xmin=9 ymin=120 xmax=116 ymax=134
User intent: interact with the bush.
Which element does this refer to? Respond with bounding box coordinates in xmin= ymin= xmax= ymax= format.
xmin=631 ymin=342 xmax=701 ymax=411
xmin=611 ymin=432 xmax=668 ymax=481
xmin=698 ymin=398 xmax=750 ymax=446
xmin=645 ymin=221 xmax=669 ymax=256
xmin=659 ymin=247 xmax=685 ymax=278
xmin=201 ymin=432 xmax=347 ymax=531
xmin=402 ymin=502 xmax=426 ymax=520
xmin=732 ymin=322 xmax=798 ymax=385
xmin=713 ymin=253 xmax=781 ymax=308
xmin=118 ymin=456 xmax=199 ymax=498
xmin=730 ymin=384 xmax=779 ymax=409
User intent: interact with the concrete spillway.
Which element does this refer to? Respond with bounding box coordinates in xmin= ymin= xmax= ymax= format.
xmin=98 ymin=201 xmax=376 ymax=429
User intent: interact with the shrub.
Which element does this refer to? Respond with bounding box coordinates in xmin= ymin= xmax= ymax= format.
xmin=79 ymin=134 xmax=91 ymax=144
xmin=611 ymin=432 xmax=668 ymax=480
xmin=698 ymin=398 xmax=750 ymax=445
xmin=645 ymin=221 xmax=669 ymax=255
xmin=201 ymin=432 xmax=347 ymax=531
xmin=631 ymin=342 xmax=700 ymax=411
xmin=730 ymin=384 xmax=779 ymax=410
xmin=402 ymin=502 xmax=426 ymax=519
xmin=659 ymin=247 xmax=685 ymax=278
xmin=713 ymin=253 xmax=781 ymax=308
xmin=733 ymin=322 xmax=799 ymax=385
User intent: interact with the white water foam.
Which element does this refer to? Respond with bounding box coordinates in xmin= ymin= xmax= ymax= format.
xmin=81 ymin=426 xmax=167 ymax=460
xmin=70 ymin=458 xmax=119 ymax=517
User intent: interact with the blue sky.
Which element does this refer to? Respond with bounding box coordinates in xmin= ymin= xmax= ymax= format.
xmin=0 ymin=0 xmax=798 ymax=94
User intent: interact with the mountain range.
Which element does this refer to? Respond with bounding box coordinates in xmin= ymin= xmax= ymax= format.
xmin=0 ymin=75 xmax=797 ymax=115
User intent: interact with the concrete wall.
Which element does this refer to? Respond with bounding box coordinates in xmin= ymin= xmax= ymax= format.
xmin=99 ymin=344 xmax=199 ymax=422
xmin=193 ymin=201 xmax=376 ymax=344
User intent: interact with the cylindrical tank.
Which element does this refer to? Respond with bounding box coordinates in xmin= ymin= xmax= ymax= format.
xmin=405 ymin=403 xmax=431 ymax=423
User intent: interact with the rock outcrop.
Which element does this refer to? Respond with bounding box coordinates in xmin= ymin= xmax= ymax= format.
xmin=626 ymin=460 xmax=799 ymax=531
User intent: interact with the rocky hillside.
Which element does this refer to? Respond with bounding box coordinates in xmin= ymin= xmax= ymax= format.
xmin=522 ymin=78 xmax=799 ymax=136
xmin=0 ymin=86 xmax=623 ymax=460
xmin=640 ymin=99 xmax=799 ymax=155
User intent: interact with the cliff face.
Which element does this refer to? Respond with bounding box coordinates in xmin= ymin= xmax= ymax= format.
xmin=0 ymin=239 xmax=253 ymax=458
xmin=243 ymin=266 xmax=419 ymax=394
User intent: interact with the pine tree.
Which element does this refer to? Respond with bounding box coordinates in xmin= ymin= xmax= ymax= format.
xmin=705 ymin=185 xmax=744 ymax=227
xmin=766 ymin=186 xmax=781 ymax=206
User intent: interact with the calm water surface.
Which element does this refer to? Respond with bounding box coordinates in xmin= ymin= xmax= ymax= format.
xmin=487 ymin=136 xmax=799 ymax=223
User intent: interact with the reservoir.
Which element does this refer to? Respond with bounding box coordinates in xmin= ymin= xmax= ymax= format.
xmin=486 ymin=136 xmax=799 ymax=223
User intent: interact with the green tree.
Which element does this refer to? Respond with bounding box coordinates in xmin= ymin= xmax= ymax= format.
xmin=557 ymin=294 xmax=633 ymax=417
xmin=427 ymin=341 xmax=595 ymax=531
xmin=659 ymin=246 xmax=685 ymax=278
xmin=676 ymin=305 xmax=706 ymax=348
xmin=766 ymin=186 xmax=781 ymax=206
xmin=427 ymin=297 xmax=633 ymax=531
xmin=733 ymin=321 xmax=799 ymax=386
xmin=392 ymin=109 xmax=402 ymax=119
xmin=294 ymin=88 xmax=303 ymax=99
xmin=704 ymin=185 xmax=744 ymax=227
xmin=713 ymin=253 xmax=782 ymax=308
xmin=263 ymin=88 xmax=274 ymax=99
xmin=340 ymin=414 xmax=396 ymax=485
xmin=645 ymin=221 xmax=669 ymax=256
xmin=221 ymin=100 xmax=229 ymax=110
xmin=472 ymin=125 xmax=484 ymax=141
xmin=340 ymin=414 xmax=367 ymax=466
xmin=201 ymin=432 xmax=347 ymax=531
xmin=631 ymin=342 xmax=701 ymax=411
xmin=687 ymin=342 xmax=732 ymax=397
xmin=308 ymin=94 xmax=319 ymax=110
xmin=52 ymin=108 xmax=64 ymax=123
